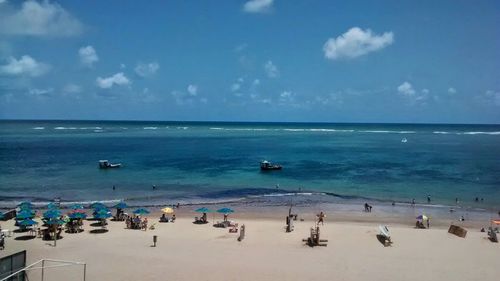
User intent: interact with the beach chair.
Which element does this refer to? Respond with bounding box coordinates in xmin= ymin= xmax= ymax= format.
xmin=488 ymin=227 xmax=498 ymax=243
xmin=303 ymin=226 xmax=328 ymax=247
xmin=378 ymin=225 xmax=392 ymax=246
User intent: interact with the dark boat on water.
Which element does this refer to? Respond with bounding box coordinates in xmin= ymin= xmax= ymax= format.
xmin=260 ymin=160 xmax=282 ymax=171
xmin=99 ymin=160 xmax=122 ymax=169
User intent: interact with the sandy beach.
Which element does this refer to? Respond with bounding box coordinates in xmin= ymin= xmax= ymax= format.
xmin=1 ymin=209 xmax=499 ymax=281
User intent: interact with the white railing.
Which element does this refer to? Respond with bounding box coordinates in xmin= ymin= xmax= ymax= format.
xmin=0 ymin=259 xmax=86 ymax=281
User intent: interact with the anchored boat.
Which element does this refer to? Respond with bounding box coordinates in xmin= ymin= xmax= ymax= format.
xmin=99 ymin=160 xmax=121 ymax=169
xmin=260 ymin=160 xmax=282 ymax=171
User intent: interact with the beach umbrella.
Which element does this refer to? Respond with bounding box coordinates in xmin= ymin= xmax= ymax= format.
xmin=69 ymin=203 xmax=84 ymax=210
xmin=46 ymin=219 xmax=65 ymax=226
xmin=114 ymin=202 xmax=128 ymax=209
xmin=19 ymin=218 xmax=38 ymax=226
xmin=43 ymin=209 xmax=62 ymax=219
xmin=90 ymin=202 xmax=106 ymax=209
xmin=17 ymin=201 xmax=34 ymax=208
xmin=19 ymin=205 xmax=34 ymax=212
xmin=195 ymin=207 xmax=213 ymax=213
xmin=217 ymin=208 xmax=234 ymax=214
xmin=16 ymin=210 xmax=35 ymax=220
xmin=47 ymin=202 xmax=59 ymax=210
xmin=133 ymin=208 xmax=150 ymax=215
xmin=161 ymin=207 xmax=174 ymax=214
xmin=68 ymin=212 xmax=87 ymax=219
xmin=94 ymin=212 xmax=112 ymax=219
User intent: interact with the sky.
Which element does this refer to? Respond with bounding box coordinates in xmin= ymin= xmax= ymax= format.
xmin=0 ymin=0 xmax=499 ymax=123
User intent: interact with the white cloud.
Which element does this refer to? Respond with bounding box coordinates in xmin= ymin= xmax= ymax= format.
xmin=120 ymin=63 xmax=126 ymax=69
xmin=96 ymin=72 xmax=130 ymax=89
xmin=0 ymin=0 xmax=83 ymax=37
xmin=421 ymin=88 xmax=430 ymax=94
xmin=134 ymin=62 xmax=159 ymax=78
xmin=397 ymin=82 xmax=415 ymax=96
xmin=323 ymin=27 xmax=394 ymax=60
xmin=253 ymin=79 xmax=260 ymax=86
xmin=0 ymin=55 xmax=50 ymax=77
xmin=62 ymin=83 xmax=82 ymax=94
xmin=264 ymin=60 xmax=279 ymax=78
xmin=78 ymin=45 xmax=98 ymax=67
xmin=448 ymin=87 xmax=457 ymax=94
xmin=243 ymin=0 xmax=273 ymax=13
xmin=187 ymin=84 xmax=198 ymax=96
xmin=29 ymin=87 xmax=53 ymax=96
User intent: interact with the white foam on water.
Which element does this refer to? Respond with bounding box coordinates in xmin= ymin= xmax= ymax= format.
xmin=463 ymin=131 xmax=500 ymax=135
xmin=33 ymin=127 xmax=45 ymax=130
xmin=433 ymin=131 xmax=450 ymax=134
xmin=360 ymin=130 xmax=416 ymax=134
xmin=143 ymin=127 xmax=158 ymax=130
xmin=54 ymin=127 xmax=77 ymax=130
xmin=176 ymin=127 xmax=189 ymax=130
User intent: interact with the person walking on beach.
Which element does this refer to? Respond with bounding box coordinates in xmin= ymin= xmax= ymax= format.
xmin=427 ymin=195 xmax=431 ymax=203
xmin=427 ymin=218 xmax=430 ymax=229
xmin=317 ymin=211 xmax=325 ymax=225
xmin=152 ymin=185 xmax=156 ymax=190
xmin=411 ymin=199 xmax=415 ymax=206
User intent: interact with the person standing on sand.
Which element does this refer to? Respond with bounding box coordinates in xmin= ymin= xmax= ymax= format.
xmin=152 ymin=185 xmax=156 ymax=190
xmin=427 ymin=195 xmax=431 ymax=203
xmin=411 ymin=199 xmax=415 ymax=206
xmin=317 ymin=211 xmax=325 ymax=225
xmin=427 ymin=218 xmax=430 ymax=229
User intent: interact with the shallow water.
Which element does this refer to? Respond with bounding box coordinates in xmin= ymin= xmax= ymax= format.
xmin=1 ymin=120 xmax=499 ymax=210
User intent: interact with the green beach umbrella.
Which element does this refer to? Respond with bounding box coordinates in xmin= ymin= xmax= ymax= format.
xmin=114 ymin=202 xmax=128 ymax=209
xmin=195 ymin=207 xmax=213 ymax=213
xmin=17 ymin=201 xmax=34 ymax=208
xmin=47 ymin=202 xmax=59 ymax=210
xmin=90 ymin=202 xmax=107 ymax=209
xmin=217 ymin=207 xmax=234 ymax=214
xmin=133 ymin=208 xmax=150 ymax=215
xmin=69 ymin=203 xmax=84 ymax=210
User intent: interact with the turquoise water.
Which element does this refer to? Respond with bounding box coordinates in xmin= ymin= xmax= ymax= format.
xmin=0 ymin=120 xmax=499 ymax=210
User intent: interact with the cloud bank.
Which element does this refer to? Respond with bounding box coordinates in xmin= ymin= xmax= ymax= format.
xmin=96 ymin=72 xmax=130 ymax=89
xmin=0 ymin=55 xmax=50 ymax=77
xmin=323 ymin=27 xmax=394 ymax=60
xmin=243 ymin=0 xmax=273 ymax=13
xmin=0 ymin=0 xmax=83 ymax=37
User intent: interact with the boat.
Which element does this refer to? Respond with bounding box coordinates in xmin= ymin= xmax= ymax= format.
xmin=99 ymin=160 xmax=121 ymax=169
xmin=401 ymin=138 xmax=408 ymax=143
xmin=260 ymin=160 xmax=282 ymax=171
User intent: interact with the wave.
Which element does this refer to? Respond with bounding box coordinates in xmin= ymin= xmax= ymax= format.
xmin=176 ymin=127 xmax=189 ymax=130
xmin=209 ymin=127 xmax=268 ymax=131
xmin=463 ymin=131 xmax=500 ymax=135
xmin=54 ymin=127 xmax=78 ymax=130
xmin=359 ymin=130 xmax=416 ymax=134
xmin=143 ymin=127 xmax=158 ymax=130
xmin=32 ymin=127 xmax=45 ymax=130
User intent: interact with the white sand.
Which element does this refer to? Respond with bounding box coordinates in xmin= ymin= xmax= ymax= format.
xmin=1 ymin=213 xmax=499 ymax=281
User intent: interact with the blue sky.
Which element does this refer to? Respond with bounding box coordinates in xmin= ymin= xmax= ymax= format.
xmin=0 ymin=0 xmax=499 ymax=123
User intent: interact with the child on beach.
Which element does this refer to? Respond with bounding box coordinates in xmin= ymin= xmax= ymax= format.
xmin=317 ymin=212 xmax=325 ymax=225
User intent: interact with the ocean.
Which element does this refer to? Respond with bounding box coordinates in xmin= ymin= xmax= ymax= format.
xmin=0 ymin=120 xmax=499 ymax=212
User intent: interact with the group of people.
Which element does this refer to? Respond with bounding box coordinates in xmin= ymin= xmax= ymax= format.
xmin=159 ymin=213 xmax=176 ymax=223
xmin=126 ymin=216 xmax=148 ymax=230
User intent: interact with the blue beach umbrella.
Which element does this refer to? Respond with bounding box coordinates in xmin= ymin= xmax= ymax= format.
xmin=114 ymin=202 xmax=128 ymax=209
xmin=133 ymin=208 xmax=150 ymax=215
xmin=46 ymin=219 xmax=65 ymax=226
xmin=217 ymin=208 xmax=234 ymax=214
xmin=43 ymin=209 xmax=62 ymax=219
xmin=16 ymin=210 xmax=35 ymax=220
xmin=90 ymin=202 xmax=107 ymax=209
xmin=0 ymin=212 xmax=4 ymax=219
xmin=195 ymin=207 xmax=213 ymax=213
xmin=68 ymin=212 xmax=87 ymax=219
xmin=19 ymin=218 xmax=38 ymax=226
xmin=69 ymin=203 xmax=85 ymax=210
xmin=94 ymin=212 xmax=112 ymax=219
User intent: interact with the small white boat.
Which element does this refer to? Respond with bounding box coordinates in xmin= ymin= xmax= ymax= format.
xmin=401 ymin=138 xmax=408 ymax=143
xmin=99 ymin=160 xmax=121 ymax=169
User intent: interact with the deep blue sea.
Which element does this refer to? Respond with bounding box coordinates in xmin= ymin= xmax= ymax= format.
xmin=1 ymin=120 xmax=499 ymax=210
